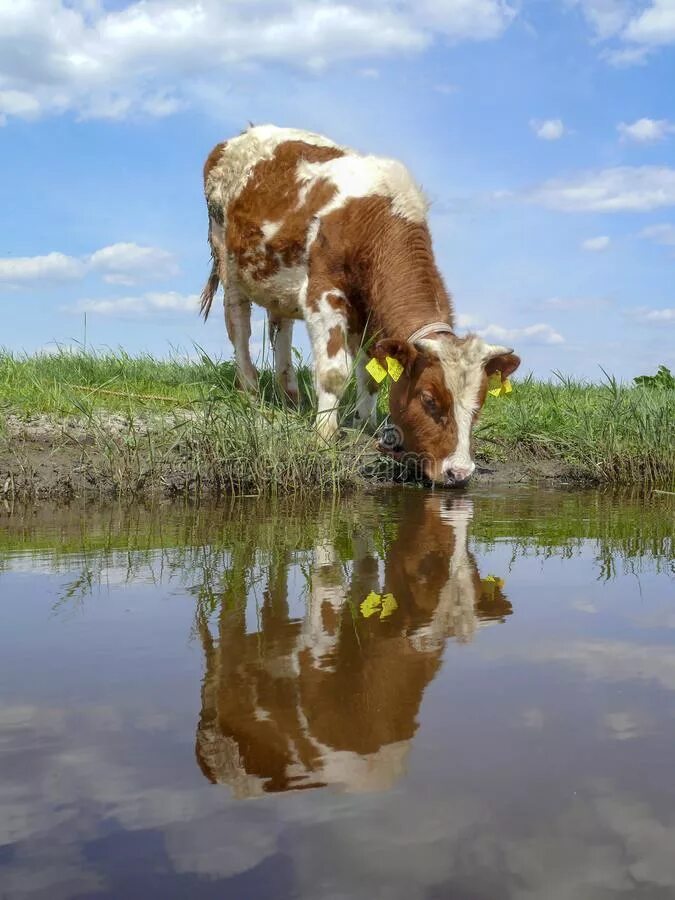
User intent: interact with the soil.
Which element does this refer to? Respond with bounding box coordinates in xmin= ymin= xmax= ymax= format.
xmin=0 ymin=414 xmax=574 ymax=502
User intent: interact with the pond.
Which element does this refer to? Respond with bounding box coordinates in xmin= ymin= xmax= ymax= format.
xmin=0 ymin=487 xmax=673 ymax=899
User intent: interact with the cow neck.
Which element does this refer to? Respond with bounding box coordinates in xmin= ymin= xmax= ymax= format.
xmin=361 ymin=222 xmax=455 ymax=343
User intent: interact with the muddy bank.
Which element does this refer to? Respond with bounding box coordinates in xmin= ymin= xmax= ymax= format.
xmin=0 ymin=413 xmax=224 ymax=501
xmin=0 ymin=413 xmax=574 ymax=502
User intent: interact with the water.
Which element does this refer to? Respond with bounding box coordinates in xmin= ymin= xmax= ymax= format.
xmin=0 ymin=487 xmax=673 ymax=900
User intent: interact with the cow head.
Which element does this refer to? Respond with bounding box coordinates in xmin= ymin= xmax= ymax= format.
xmin=373 ymin=333 xmax=520 ymax=487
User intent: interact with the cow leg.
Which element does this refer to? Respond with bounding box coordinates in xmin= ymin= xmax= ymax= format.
xmin=224 ymin=282 xmax=258 ymax=393
xmin=301 ymin=536 xmax=346 ymax=667
xmin=269 ymin=315 xmax=299 ymax=405
xmin=353 ymin=349 xmax=380 ymax=431
xmin=304 ymin=288 xmax=353 ymax=441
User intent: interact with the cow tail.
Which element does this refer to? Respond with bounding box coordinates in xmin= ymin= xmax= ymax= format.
xmin=200 ymin=216 xmax=222 ymax=321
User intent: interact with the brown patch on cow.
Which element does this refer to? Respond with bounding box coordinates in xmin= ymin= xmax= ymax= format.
xmin=203 ymin=142 xmax=227 ymax=185
xmin=321 ymin=601 xmax=339 ymax=634
xmin=326 ymin=293 xmax=346 ymax=312
xmin=225 ymin=141 xmax=344 ymax=282
xmin=305 ymin=195 xmax=452 ymax=338
xmin=326 ymin=325 xmax=345 ymax=358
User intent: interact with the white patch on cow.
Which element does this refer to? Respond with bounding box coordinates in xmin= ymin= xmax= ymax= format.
xmin=237 ymin=260 xmax=306 ymax=318
xmin=416 ymin=335 xmax=512 ymax=480
xmin=210 ymin=216 xmax=225 ymax=250
xmin=317 ymin=741 xmax=411 ymax=794
xmin=304 ymin=288 xmax=352 ymax=439
xmin=410 ymin=498 xmax=479 ymax=651
xmin=305 ymin=215 xmax=320 ymax=253
xmin=297 ymin=154 xmax=429 ymax=224
xmin=261 ymin=219 xmax=281 ymax=241
xmin=205 ymin=124 xmax=344 ymax=214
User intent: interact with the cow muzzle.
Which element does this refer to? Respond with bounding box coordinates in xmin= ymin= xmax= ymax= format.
xmin=442 ymin=462 xmax=475 ymax=489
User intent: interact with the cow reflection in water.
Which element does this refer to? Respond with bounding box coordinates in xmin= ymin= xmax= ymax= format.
xmin=196 ymin=495 xmax=511 ymax=797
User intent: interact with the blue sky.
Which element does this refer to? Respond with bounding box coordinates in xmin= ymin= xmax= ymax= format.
xmin=1 ymin=0 xmax=674 ymax=380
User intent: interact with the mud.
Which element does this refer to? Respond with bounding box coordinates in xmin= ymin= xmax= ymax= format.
xmin=0 ymin=413 xmax=572 ymax=502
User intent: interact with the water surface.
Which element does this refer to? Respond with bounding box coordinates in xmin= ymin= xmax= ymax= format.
xmin=1 ymin=487 xmax=673 ymax=899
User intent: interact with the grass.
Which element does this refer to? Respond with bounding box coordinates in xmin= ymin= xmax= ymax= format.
xmin=0 ymin=348 xmax=673 ymax=497
xmin=474 ymin=372 xmax=675 ymax=486
xmin=0 ymin=348 xmax=375 ymax=498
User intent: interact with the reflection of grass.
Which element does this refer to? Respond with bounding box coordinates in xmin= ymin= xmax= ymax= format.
xmin=1 ymin=351 xmax=673 ymax=491
xmin=0 ymin=491 xmax=671 ymax=612
xmin=470 ymin=489 xmax=674 ymax=579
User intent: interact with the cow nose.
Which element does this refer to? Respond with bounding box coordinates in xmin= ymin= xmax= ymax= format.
xmin=443 ymin=464 xmax=474 ymax=488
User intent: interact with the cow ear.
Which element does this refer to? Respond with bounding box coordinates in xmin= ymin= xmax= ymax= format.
xmin=484 ymin=346 xmax=520 ymax=380
xmin=372 ymin=339 xmax=416 ymax=371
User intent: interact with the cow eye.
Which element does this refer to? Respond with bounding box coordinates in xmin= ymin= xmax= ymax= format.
xmin=420 ymin=390 xmax=438 ymax=412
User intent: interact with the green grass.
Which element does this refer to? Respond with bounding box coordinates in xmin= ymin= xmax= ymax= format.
xmin=475 ymin=372 xmax=674 ymax=486
xmin=0 ymin=348 xmax=374 ymax=498
xmin=0 ymin=349 xmax=673 ymax=495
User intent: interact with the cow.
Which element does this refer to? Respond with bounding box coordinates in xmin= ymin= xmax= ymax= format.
xmin=194 ymin=492 xmax=512 ymax=796
xmin=200 ymin=125 xmax=520 ymax=487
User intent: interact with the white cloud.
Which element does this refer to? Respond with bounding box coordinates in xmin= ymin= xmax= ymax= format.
xmin=69 ymin=292 xmax=200 ymax=317
xmin=0 ymin=243 xmax=177 ymax=286
xmin=479 ymin=322 xmax=565 ymax=345
xmin=569 ymin=0 xmax=634 ymax=40
xmin=582 ymin=235 xmax=611 ymax=251
xmin=572 ymin=1 xmax=675 ymax=65
xmin=0 ymin=252 xmax=86 ymax=282
xmin=528 ymin=166 xmax=675 ymax=212
xmin=632 ymin=307 xmax=675 ymax=325
xmin=0 ymin=89 xmax=41 ymax=125
xmin=456 ymin=313 xmax=480 ymax=328
xmin=624 ymin=0 xmax=675 ymax=46
xmin=0 ymin=0 xmax=516 ymax=123
xmin=640 ymin=223 xmax=675 ymax=247
xmin=89 ymin=243 xmax=179 ymax=285
xmin=528 ymin=638 xmax=675 ymax=692
xmin=530 ymin=118 xmax=566 ymax=141
xmin=618 ymin=117 xmax=675 ymax=143
xmin=603 ymin=43 xmax=652 ymax=65
xmin=603 ymin=711 xmax=641 ymax=740
xmin=415 ymin=0 xmax=516 ymax=41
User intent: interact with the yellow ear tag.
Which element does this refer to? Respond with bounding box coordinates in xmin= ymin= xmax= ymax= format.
xmin=481 ymin=575 xmax=505 ymax=599
xmin=483 ymin=575 xmax=505 ymax=589
xmin=487 ymin=371 xmax=503 ymax=398
xmin=380 ymin=593 xmax=398 ymax=619
xmin=487 ymin=371 xmax=512 ymax=398
xmin=360 ymin=591 xmax=382 ymax=618
xmin=386 ymin=356 xmax=404 ymax=382
xmin=365 ymin=358 xmax=388 ymax=384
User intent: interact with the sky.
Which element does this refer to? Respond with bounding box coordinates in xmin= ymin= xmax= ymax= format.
xmin=1 ymin=0 xmax=674 ymax=381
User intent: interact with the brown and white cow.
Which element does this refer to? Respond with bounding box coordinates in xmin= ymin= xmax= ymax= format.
xmin=195 ymin=493 xmax=512 ymax=796
xmin=201 ymin=125 xmax=520 ymax=487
